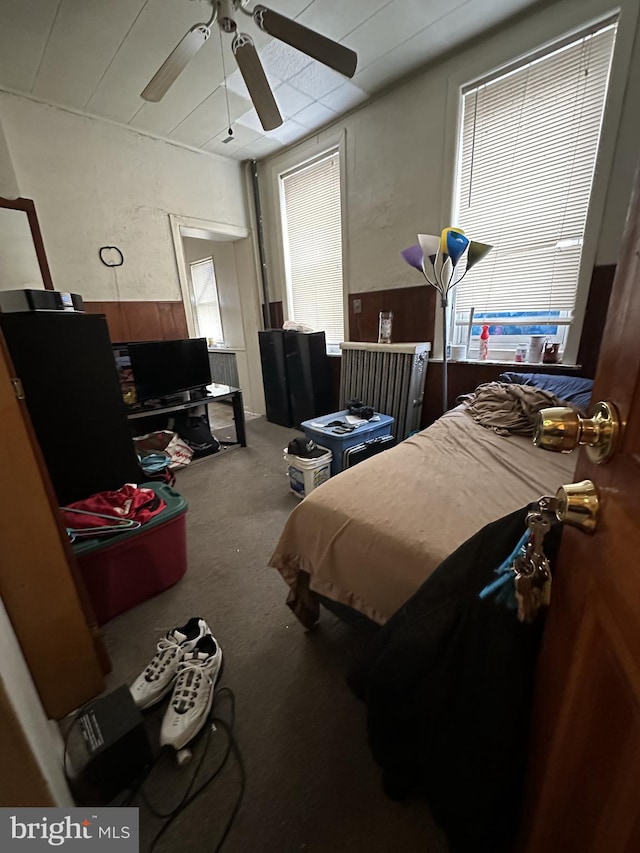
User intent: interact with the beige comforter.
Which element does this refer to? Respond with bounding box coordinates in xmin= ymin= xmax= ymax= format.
xmin=269 ymin=406 xmax=576 ymax=627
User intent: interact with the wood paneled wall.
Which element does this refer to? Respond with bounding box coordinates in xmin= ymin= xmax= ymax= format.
xmin=88 ymin=265 xmax=613 ymax=421
xmin=347 ymin=269 xmax=612 ymax=362
xmin=348 ymin=285 xmax=437 ymax=344
xmin=267 ymin=301 xmax=284 ymax=329
xmin=84 ymin=301 xmax=188 ymax=342
xmin=346 ymin=266 xmax=615 ymax=425
xmin=422 ymin=361 xmax=582 ymax=427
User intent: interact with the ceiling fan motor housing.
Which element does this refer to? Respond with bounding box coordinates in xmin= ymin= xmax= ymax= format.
xmin=218 ymin=0 xmax=238 ymax=33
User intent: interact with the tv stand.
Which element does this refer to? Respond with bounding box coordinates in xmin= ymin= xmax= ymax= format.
xmin=127 ymin=383 xmax=246 ymax=448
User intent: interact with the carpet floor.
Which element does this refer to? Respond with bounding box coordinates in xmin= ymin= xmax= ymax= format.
xmin=102 ymin=415 xmax=448 ymax=853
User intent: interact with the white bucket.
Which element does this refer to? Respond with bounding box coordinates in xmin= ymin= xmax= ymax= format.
xmin=283 ymin=446 xmax=332 ymax=499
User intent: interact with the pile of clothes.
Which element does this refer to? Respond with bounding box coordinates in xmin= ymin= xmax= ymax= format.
xmin=135 ymin=414 xmax=220 ymax=482
xmin=61 ymin=484 xmax=166 ymax=541
xmin=349 ymin=507 xmax=563 ymax=852
xmin=458 ymin=381 xmax=562 ymax=436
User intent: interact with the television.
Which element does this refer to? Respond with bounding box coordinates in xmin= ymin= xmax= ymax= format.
xmin=116 ymin=338 xmax=212 ymax=404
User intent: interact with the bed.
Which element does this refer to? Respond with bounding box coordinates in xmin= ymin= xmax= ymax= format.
xmin=269 ymin=373 xmax=591 ymax=628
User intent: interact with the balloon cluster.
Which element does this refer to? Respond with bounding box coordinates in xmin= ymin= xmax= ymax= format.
xmin=401 ymin=228 xmax=492 ymax=307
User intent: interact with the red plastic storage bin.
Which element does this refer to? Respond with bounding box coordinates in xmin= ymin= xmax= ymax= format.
xmin=72 ymin=483 xmax=188 ymax=624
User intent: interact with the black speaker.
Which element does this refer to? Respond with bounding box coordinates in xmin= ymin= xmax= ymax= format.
xmin=284 ymin=331 xmax=332 ymax=427
xmin=0 ymin=312 xmax=141 ymax=505
xmin=258 ymin=329 xmax=331 ymax=428
xmin=258 ymin=329 xmax=292 ymax=427
xmin=68 ymin=685 xmax=153 ymax=804
xmin=0 ymin=288 xmax=84 ymax=313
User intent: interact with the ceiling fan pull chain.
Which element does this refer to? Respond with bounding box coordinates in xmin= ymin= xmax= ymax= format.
xmin=219 ymin=26 xmax=233 ymax=137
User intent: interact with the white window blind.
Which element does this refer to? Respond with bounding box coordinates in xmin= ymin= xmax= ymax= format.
xmin=190 ymin=257 xmax=224 ymax=345
xmin=280 ymin=150 xmax=344 ymax=346
xmin=454 ymin=22 xmax=616 ymax=320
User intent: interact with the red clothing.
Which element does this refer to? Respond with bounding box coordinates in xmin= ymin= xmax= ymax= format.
xmin=62 ymin=484 xmax=166 ymax=531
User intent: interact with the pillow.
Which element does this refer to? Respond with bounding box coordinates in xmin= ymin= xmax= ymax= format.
xmin=498 ymin=372 xmax=593 ymax=411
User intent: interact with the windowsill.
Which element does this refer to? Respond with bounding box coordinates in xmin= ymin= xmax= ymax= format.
xmin=208 ymin=345 xmax=245 ymax=353
xmin=429 ymin=358 xmax=581 ymax=369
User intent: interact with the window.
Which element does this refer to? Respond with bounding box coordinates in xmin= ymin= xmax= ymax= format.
xmin=280 ymin=149 xmax=344 ymax=347
xmin=189 ymin=257 xmax=224 ymax=345
xmin=453 ymin=21 xmax=617 ymax=358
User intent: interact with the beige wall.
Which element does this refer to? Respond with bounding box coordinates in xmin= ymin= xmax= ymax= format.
xmin=0 ymin=93 xmax=251 ymax=303
xmin=0 ymin=597 xmax=71 ymax=807
xmin=0 ymin=207 xmax=46 ymax=290
xmin=258 ymin=0 xmax=640 ymax=362
xmin=0 ymin=95 xmax=267 ymax=412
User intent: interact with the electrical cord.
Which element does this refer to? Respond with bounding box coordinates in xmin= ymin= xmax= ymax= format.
xmin=62 ymin=686 xmax=244 ymax=853
xmin=137 ymin=687 xmax=245 ymax=853
xmin=140 ymin=710 xmax=216 ymax=820
xmin=140 ymin=687 xmax=234 ymax=820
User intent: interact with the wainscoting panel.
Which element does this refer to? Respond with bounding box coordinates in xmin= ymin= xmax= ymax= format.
xmin=422 ymin=361 xmax=582 ymax=427
xmin=348 ymin=285 xmax=437 ymax=344
xmin=267 ymin=301 xmax=284 ymax=329
xmin=84 ymin=301 xmax=188 ymax=342
xmin=347 ymin=265 xmax=615 ymax=427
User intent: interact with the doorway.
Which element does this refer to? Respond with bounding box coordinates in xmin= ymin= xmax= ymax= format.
xmin=169 ymin=215 xmax=266 ymax=419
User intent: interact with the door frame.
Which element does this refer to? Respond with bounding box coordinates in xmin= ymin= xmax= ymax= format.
xmin=168 ymin=213 xmax=249 ymax=338
xmin=0 ymin=598 xmax=73 ymax=807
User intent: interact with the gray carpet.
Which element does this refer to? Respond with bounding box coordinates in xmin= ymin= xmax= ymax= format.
xmin=102 ymin=415 xmax=448 ymax=853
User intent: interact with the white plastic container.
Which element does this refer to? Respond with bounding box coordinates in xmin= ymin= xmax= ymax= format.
xmin=283 ymin=446 xmax=332 ymax=499
xmin=528 ymin=335 xmax=546 ymax=363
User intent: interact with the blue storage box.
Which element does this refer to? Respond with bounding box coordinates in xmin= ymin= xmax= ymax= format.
xmin=301 ymin=410 xmax=395 ymax=475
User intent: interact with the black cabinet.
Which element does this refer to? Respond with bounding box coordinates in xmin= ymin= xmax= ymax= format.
xmin=258 ymin=330 xmax=332 ymax=428
xmin=0 ymin=312 xmax=141 ymax=505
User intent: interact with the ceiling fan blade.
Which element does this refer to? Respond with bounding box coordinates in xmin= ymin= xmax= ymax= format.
xmin=141 ymin=24 xmax=211 ymax=102
xmin=232 ymin=33 xmax=283 ymax=131
xmin=253 ymin=5 xmax=357 ymax=78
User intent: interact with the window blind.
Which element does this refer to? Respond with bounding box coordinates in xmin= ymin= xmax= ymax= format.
xmin=280 ymin=151 xmax=344 ymax=345
xmin=454 ymin=23 xmax=616 ymax=317
xmin=190 ymin=257 xmax=224 ymax=344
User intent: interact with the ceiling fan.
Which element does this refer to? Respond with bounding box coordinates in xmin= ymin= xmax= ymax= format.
xmin=141 ymin=0 xmax=358 ymax=132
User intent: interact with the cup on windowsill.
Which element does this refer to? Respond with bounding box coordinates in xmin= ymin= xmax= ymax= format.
xmin=543 ymin=341 xmax=561 ymax=363
xmin=514 ymin=344 xmax=528 ymax=363
xmin=528 ymin=335 xmax=546 ymax=364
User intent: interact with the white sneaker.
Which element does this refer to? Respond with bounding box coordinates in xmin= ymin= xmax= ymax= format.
xmin=160 ymin=634 xmax=223 ymax=751
xmin=130 ymin=617 xmax=211 ymax=710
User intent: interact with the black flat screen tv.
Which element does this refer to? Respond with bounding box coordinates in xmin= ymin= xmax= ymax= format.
xmin=124 ymin=338 xmax=211 ymax=403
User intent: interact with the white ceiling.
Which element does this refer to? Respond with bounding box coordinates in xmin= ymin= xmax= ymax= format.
xmin=0 ymin=0 xmax=541 ymax=161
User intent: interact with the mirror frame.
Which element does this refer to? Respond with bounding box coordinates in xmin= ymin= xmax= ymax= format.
xmin=0 ymin=196 xmax=54 ymax=290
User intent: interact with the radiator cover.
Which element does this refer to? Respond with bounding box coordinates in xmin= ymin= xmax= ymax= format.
xmin=339 ymin=342 xmax=431 ymax=440
xmin=208 ymin=349 xmax=240 ymax=387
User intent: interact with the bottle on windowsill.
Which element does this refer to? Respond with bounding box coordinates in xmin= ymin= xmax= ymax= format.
xmin=479 ymin=324 xmax=490 ymax=360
